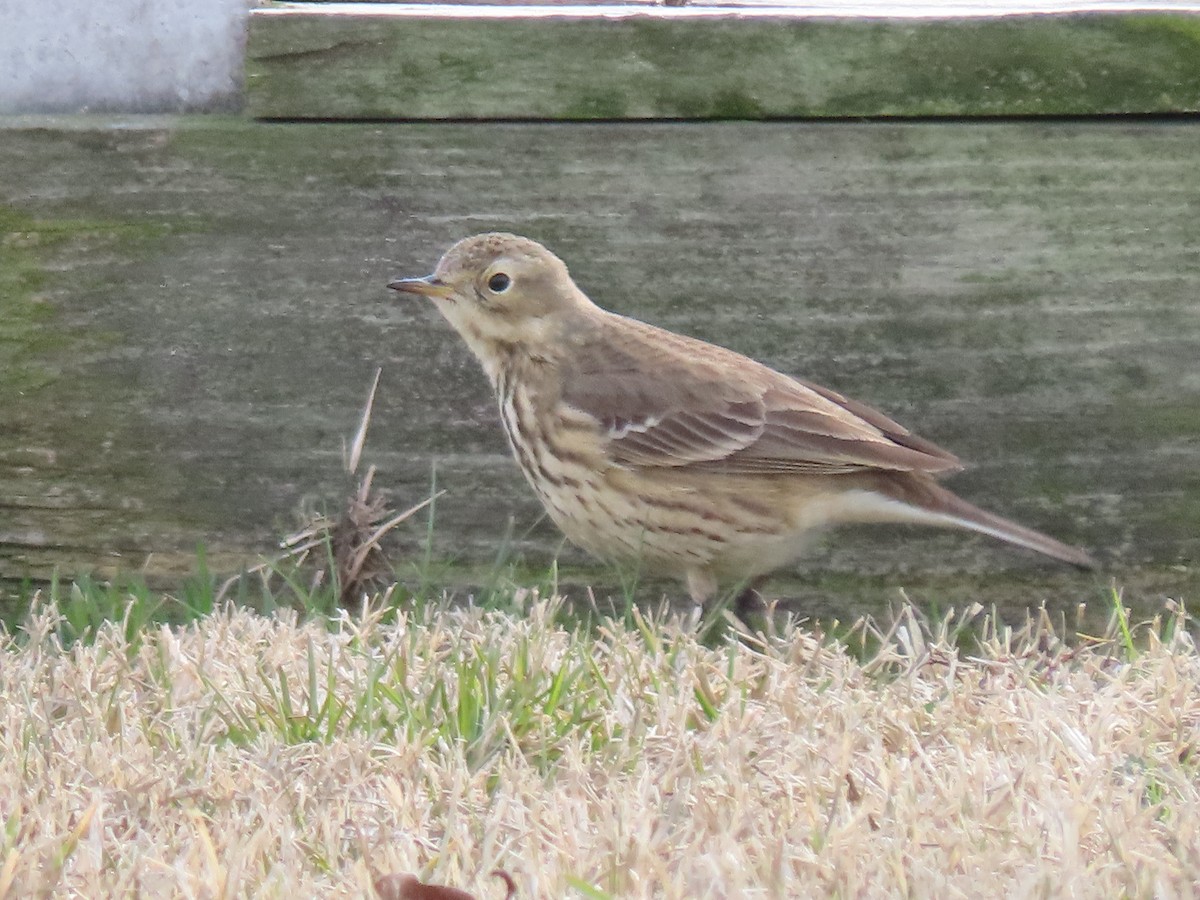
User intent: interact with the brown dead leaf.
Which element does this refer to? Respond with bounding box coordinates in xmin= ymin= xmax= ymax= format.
xmin=374 ymin=873 xmax=476 ymax=900
xmin=492 ymin=870 xmax=517 ymax=899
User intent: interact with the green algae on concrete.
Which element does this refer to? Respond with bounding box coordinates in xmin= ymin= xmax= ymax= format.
xmin=0 ymin=209 xmax=64 ymax=394
xmin=0 ymin=191 xmax=228 ymax=588
xmin=0 ymin=207 xmax=155 ymax=391
xmin=247 ymin=10 xmax=1200 ymax=119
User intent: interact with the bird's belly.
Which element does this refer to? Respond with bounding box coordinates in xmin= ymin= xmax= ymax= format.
xmin=520 ymin=459 xmax=804 ymax=578
xmin=497 ymin=387 xmax=831 ymax=578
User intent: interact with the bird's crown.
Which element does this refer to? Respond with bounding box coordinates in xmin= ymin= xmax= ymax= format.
xmin=437 ymin=232 xmax=546 ymax=274
xmin=433 ymin=233 xmax=568 ymax=289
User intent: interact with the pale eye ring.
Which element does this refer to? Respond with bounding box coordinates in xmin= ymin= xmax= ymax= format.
xmin=487 ymin=272 xmax=512 ymax=294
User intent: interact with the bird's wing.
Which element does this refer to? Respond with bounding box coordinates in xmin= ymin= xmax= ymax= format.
xmin=560 ymin=315 xmax=962 ymax=476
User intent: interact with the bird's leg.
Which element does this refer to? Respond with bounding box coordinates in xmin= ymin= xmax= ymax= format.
xmin=733 ymin=575 xmax=770 ymax=621
xmin=687 ymin=569 xmax=769 ymax=618
xmin=686 ymin=568 xmax=718 ymax=607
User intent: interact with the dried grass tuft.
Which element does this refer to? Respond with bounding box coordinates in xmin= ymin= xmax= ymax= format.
xmin=276 ymin=464 xmax=436 ymax=607
xmin=221 ymin=369 xmax=439 ymax=607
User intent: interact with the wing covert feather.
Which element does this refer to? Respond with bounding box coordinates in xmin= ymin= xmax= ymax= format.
xmin=559 ymin=314 xmax=961 ymax=476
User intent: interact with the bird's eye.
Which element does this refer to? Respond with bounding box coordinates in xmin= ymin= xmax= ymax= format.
xmin=487 ymin=272 xmax=512 ymax=294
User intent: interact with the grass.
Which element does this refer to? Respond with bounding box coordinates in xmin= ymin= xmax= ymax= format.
xmin=0 ymin=576 xmax=1196 ymax=897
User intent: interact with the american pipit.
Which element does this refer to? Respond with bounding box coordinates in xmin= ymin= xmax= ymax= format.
xmin=389 ymin=233 xmax=1096 ymax=607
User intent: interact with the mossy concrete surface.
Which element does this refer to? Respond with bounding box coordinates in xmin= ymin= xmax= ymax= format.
xmin=0 ymin=117 xmax=1197 ymax=616
xmin=247 ymin=8 xmax=1200 ymax=119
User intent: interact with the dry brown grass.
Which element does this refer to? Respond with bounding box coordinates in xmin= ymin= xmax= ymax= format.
xmin=0 ymin=592 xmax=1197 ymax=897
xmin=222 ymin=368 xmax=442 ymax=608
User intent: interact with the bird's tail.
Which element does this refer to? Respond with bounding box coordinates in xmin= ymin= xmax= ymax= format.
xmin=868 ymin=475 xmax=1098 ymax=570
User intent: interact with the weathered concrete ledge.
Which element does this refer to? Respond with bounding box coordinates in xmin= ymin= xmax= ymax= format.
xmin=247 ymin=2 xmax=1200 ymax=119
xmin=1 ymin=117 xmax=1197 ymax=617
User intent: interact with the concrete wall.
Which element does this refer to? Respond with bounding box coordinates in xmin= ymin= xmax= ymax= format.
xmin=0 ymin=0 xmax=251 ymax=113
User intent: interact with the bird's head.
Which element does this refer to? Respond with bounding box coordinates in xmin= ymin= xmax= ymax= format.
xmin=389 ymin=233 xmax=591 ymax=366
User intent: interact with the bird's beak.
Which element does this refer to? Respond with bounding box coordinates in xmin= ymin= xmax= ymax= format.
xmin=387 ymin=275 xmax=454 ymax=299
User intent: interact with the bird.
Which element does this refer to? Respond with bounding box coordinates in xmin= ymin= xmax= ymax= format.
xmin=388 ymin=233 xmax=1096 ymax=609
